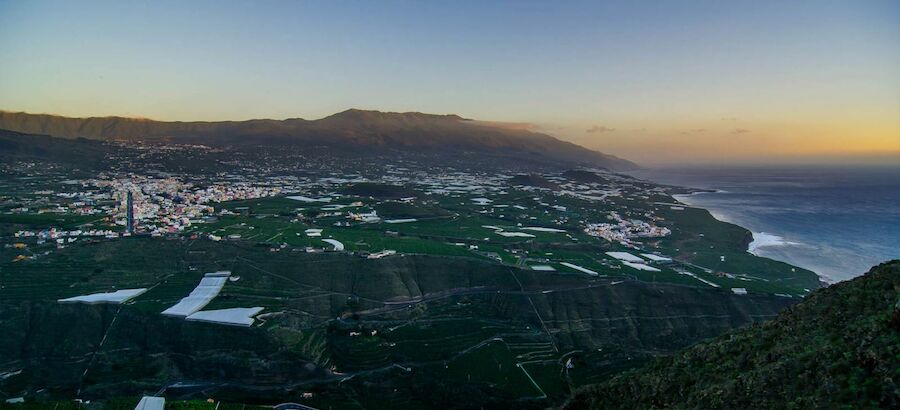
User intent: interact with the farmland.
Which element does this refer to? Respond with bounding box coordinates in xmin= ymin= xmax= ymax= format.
xmin=0 ymin=149 xmax=820 ymax=408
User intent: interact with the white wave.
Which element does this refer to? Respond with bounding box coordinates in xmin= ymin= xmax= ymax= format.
xmin=748 ymin=232 xmax=800 ymax=254
xmin=672 ymin=189 xmax=726 ymax=201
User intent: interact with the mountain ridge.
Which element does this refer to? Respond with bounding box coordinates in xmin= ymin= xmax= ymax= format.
xmin=0 ymin=109 xmax=638 ymax=170
xmin=562 ymin=260 xmax=900 ymax=410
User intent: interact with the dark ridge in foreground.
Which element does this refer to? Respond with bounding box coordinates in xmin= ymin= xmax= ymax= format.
xmin=563 ymin=260 xmax=900 ymax=410
xmin=0 ymin=109 xmax=638 ymax=170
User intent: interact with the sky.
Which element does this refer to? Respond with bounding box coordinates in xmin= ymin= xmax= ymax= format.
xmin=1 ymin=0 xmax=898 ymax=165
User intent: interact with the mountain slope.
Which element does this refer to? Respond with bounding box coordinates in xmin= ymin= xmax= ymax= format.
xmin=0 ymin=110 xmax=638 ymax=170
xmin=563 ymin=260 xmax=900 ymax=410
xmin=0 ymin=128 xmax=110 ymax=166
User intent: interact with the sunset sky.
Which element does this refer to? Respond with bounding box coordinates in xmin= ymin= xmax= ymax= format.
xmin=1 ymin=0 xmax=897 ymax=165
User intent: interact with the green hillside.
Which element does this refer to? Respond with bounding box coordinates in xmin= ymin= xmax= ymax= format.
xmin=564 ymin=260 xmax=900 ymax=409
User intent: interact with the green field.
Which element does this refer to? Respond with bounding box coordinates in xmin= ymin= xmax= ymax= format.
xmin=0 ymin=168 xmax=820 ymax=408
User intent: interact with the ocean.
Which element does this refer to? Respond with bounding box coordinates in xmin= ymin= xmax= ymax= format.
xmin=628 ymin=165 xmax=900 ymax=282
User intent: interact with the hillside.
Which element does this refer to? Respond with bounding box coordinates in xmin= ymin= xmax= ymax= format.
xmin=0 ymin=110 xmax=638 ymax=170
xmin=563 ymin=260 xmax=900 ymax=410
xmin=0 ymin=238 xmax=797 ymax=408
xmin=0 ymin=129 xmax=110 ymax=166
xmin=508 ymin=174 xmax=561 ymax=190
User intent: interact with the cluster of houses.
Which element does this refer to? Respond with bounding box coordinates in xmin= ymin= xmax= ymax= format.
xmin=584 ymin=211 xmax=671 ymax=246
xmin=13 ymin=228 xmax=122 ymax=242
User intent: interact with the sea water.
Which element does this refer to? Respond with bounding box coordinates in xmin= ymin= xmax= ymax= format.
xmin=629 ymin=165 xmax=900 ymax=282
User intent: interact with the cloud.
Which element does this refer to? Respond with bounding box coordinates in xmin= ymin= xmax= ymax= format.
xmin=732 ymin=128 xmax=751 ymax=134
xmin=586 ymin=125 xmax=615 ymax=134
xmin=681 ymin=128 xmax=707 ymax=135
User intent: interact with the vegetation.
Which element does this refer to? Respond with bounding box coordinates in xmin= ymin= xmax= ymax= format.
xmin=0 ymin=110 xmax=639 ymax=170
xmin=0 ymin=398 xmax=269 ymax=410
xmin=0 ymin=233 xmax=799 ymax=408
xmin=372 ymin=201 xmax=451 ymax=219
xmin=0 ymin=130 xmax=110 ymax=168
xmin=340 ymin=183 xmax=420 ymax=199
xmin=508 ymin=174 xmax=560 ymax=190
xmin=564 ymin=260 xmax=900 ymax=410
xmin=0 ymin=155 xmax=830 ymax=408
xmin=561 ymin=170 xmax=611 ymax=184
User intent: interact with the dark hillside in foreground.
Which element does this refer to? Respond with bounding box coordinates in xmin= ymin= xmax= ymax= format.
xmin=563 ymin=260 xmax=900 ymax=410
xmin=0 ymin=110 xmax=638 ymax=171
xmin=0 ymin=236 xmax=797 ymax=408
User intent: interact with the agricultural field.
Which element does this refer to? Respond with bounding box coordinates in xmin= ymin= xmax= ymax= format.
xmin=0 ymin=156 xmax=820 ymax=408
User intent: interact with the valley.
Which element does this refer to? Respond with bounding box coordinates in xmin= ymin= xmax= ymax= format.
xmin=0 ymin=139 xmax=820 ymax=408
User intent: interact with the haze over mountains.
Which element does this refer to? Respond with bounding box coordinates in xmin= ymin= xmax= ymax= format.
xmin=0 ymin=109 xmax=637 ymax=170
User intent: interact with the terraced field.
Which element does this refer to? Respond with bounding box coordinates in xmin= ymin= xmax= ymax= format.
xmin=0 ymin=169 xmax=822 ymax=408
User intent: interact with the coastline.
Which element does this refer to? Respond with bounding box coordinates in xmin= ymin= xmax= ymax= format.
xmin=628 ymin=165 xmax=900 ymax=284
xmin=671 ymin=191 xmax=834 ymax=284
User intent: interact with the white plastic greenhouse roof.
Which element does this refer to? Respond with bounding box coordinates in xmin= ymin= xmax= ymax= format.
xmin=58 ymin=288 xmax=148 ymax=305
xmin=161 ymin=272 xmax=229 ymax=317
